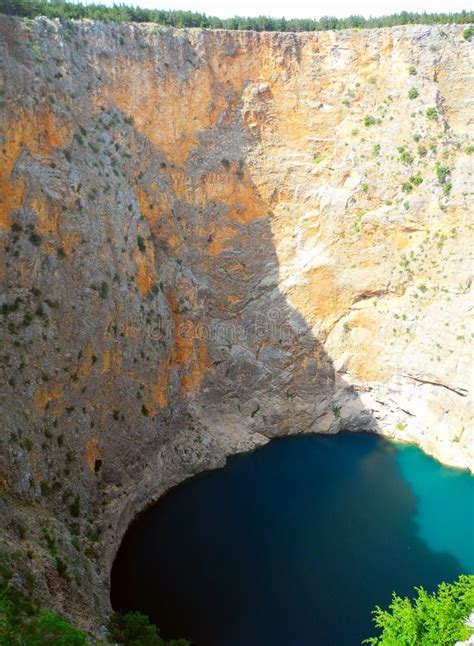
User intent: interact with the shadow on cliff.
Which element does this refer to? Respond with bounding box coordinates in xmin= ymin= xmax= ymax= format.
xmin=106 ymin=75 xmax=384 ymax=564
xmin=112 ymin=72 xmax=470 ymax=644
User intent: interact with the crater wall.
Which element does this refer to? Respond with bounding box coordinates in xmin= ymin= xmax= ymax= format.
xmin=0 ymin=17 xmax=472 ymax=627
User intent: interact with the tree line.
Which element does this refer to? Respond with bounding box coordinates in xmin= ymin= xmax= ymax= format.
xmin=1 ymin=0 xmax=473 ymax=31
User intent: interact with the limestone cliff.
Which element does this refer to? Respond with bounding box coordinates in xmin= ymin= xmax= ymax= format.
xmin=0 ymin=16 xmax=473 ymax=629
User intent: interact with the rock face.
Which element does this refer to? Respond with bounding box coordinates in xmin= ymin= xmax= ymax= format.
xmin=0 ymin=16 xmax=472 ymax=628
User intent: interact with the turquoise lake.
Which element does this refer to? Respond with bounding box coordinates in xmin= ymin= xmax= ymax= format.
xmin=111 ymin=433 xmax=474 ymax=645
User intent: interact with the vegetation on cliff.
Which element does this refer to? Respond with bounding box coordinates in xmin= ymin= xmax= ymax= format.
xmin=108 ymin=611 xmax=190 ymax=646
xmin=1 ymin=0 xmax=473 ymax=31
xmin=0 ymin=584 xmax=88 ymax=644
xmin=0 ymin=584 xmax=191 ymax=645
xmin=364 ymin=575 xmax=474 ymax=645
xmin=0 ymin=562 xmax=189 ymax=645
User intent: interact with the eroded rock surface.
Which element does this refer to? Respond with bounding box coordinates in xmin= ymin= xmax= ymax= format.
xmin=0 ymin=17 xmax=472 ymax=627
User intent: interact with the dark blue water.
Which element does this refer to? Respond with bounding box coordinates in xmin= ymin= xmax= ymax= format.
xmin=111 ymin=433 xmax=474 ymax=646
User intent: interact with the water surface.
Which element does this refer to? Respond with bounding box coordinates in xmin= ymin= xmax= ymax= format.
xmin=111 ymin=433 xmax=474 ymax=645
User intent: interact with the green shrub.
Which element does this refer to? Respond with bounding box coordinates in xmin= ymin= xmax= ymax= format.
xmin=426 ymin=107 xmax=437 ymax=120
xmin=466 ymin=145 xmax=474 ymax=155
xmin=0 ymin=585 xmax=87 ymax=645
xmin=398 ymin=146 xmax=414 ymax=165
xmin=55 ymin=556 xmax=69 ymax=579
xmin=401 ymin=181 xmax=413 ymax=193
xmin=408 ymin=65 xmax=417 ymax=75
xmin=137 ymin=235 xmax=146 ymax=253
xmin=27 ymin=610 xmax=86 ymax=645
xmin=363 ymin=115 xmax=377 ymax=127
xmin=417 ymin=145 xmax=427 ymax=157
xmin=29 ymin=231 xmax=42 ymax=246
xmin=40 ymin=481 xmax=51 ymax=497
xmin=99 ymin=281 xmax=109 ymax=299
xmin=372 ymin=144 xmax=381 ymax=156
xmin=408 ymin=87 xmax=419 ymax=100
xmin=435 ymin=163 xmax=450 ymax=185
xmin=109 ymin=611 xmax=163 ymax=645
xmin=363 ymin=575 xmax=474 ymax=645
xmin=410 ymin=173 xmax=423 ymax=186
xmin=108 ymin=611 xmax=191 ymax=646
xmin=463 ymin=26 xmax=474 ymax=40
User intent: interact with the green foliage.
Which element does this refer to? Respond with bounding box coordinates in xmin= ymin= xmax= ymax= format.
xmin=361 ymin=182 xmax=369 ymax=193
xmin=29 ymin=231 xmax=42 ymax=246
xmin=363 ymin=575 xmax=474 ymax=645
xmin=55 ymin=556 xmax=69 ymax=579
xmin=463 ymin=26 xmax=474 ymax=39
xmin=137 ymin=235 xmax=146 ymax=253
xmin=398 ymin=146 xmax=414 ymax=165
xmin=108 ymin=611 xmax=191 ymax=646
xmin=0 ymin=585 xmax=87 ymax=645
xmin=364 ymin=115 xmax=377 ymax=127
xmin=109 ymin=611 xmax=162 ymax=645
xmin=410 ymin=173 xmax=423 ymax=186
xmin=426 ymin=107 xmax=438 ymax=120
xmin=99 ymin=281 xmax=109 ymax=299
xmin=408 ymin=65 xmax=417 ymax=75
xmin=27 ymin=610 xmax=86 ymax=644
xmin=466 ymin=145 xmax=474 ymax=155
xmin=408 ymin=87 xmax=419 ymax=99
xmin=435 ymin=163 xmax=451 ymax=185
xmin=401 ymin=181 xmax=413 ymax=193
xmin=1 ymin=0 xmax=472 ymax=30
xmin=372 ymin=144 xmax=381 ymax=156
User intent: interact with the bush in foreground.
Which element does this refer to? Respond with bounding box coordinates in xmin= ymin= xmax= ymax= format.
xmin=364 ymin=575 xmax=474 ymax=645
xmin=108 ymin=610 xmax=191 ymax=645
xmin=0 ymin=585 xmax=87 ymax=644
xmin=0 ymin=583 xmax=190 ymax=645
